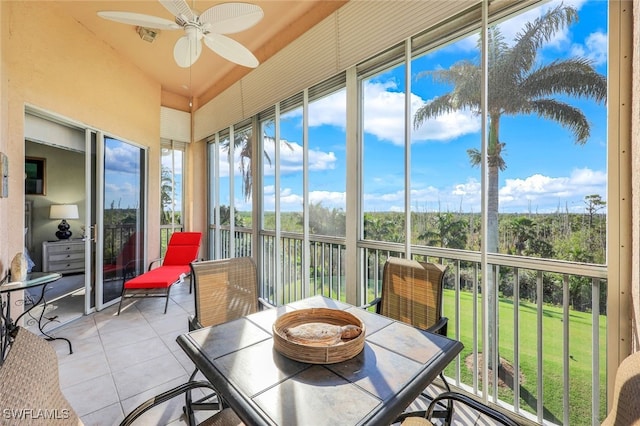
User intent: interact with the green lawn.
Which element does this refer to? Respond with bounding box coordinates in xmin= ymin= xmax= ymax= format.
xmin=443 ymin=289 xmax=607 ymax=425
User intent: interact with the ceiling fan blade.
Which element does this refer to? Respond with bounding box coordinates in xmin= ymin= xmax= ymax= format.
xmin=174 ymin=34 xmax=203 ymax=68
xmin=199 ymin=3 xmax=264 ymax=35
xmin=97 ymin=11 xmax=180 ymax=30
xmin=159 ymin=0 xmax=196 ymax=23
xmin=203 ymin=33 xmax=259 ymax=68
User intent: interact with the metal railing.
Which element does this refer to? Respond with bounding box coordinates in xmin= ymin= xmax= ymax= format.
xmin=160 ymin=225 xmax=184 ymax=256
xmin=217 ymin=228 xmax=607 ymax=425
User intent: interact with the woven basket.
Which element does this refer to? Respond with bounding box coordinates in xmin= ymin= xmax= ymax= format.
xmin=273 ymin=308 xmax=366 ymax=364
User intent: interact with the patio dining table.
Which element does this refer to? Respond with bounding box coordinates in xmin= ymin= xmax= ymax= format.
xmin=177 ymin=295 xmax=463 ymax=426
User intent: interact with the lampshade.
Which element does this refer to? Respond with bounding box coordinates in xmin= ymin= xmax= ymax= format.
xmin=49 ymin=204 xmax=79 ymax=220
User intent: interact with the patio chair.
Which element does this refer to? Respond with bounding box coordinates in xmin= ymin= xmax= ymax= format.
xmin=601 ymin=350 xmax=640 ymax=426
xmin=400 ymin=392 xmax=519 ymax=426
xmin=189 ymin=257 xmax=271 ymax=330
xmin=184 ymin=257 xmax=273 ymax=422
xmin=120 ymin=389 xmax=244 ymax=426
xmin=362 ymin=256 xmax=453 ymax=425
xmin=0 ymin=326 xmax=83 ymax=425
xmin=117 ymin=232 xmax=201 ymax=315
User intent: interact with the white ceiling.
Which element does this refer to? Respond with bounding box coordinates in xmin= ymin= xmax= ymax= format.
xmin=51 ymin=1 xmax=345 ymax=104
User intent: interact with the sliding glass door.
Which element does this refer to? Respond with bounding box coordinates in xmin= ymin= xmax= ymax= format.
xmin=92 ymin=133 xmax=146 ymax=309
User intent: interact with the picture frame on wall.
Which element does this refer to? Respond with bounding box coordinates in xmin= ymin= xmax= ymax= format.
xmin=25 ymin=157 xmax=46 ymax=195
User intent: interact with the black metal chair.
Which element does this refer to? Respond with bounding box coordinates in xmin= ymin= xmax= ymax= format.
xmin=401 ymin=392 xmax=520 ymax=426
xmin=119 ymin=384 xmax=244 ymax=426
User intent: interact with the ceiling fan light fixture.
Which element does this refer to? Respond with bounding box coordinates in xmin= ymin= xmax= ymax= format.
xmin=137 ymin=26 xmax=158 ymax=43
xmin=174 ymin=33 xmax=202 ymax=68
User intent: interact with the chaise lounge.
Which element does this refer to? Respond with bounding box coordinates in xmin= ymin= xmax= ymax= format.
xmin=117 ymin=232 xmax=201 ymax=315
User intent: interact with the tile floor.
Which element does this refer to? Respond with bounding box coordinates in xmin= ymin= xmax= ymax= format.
xmin=45 ymin=278 xmax=500 ymax=426
xmin=50 ymin=280 xmax=202 ymax=426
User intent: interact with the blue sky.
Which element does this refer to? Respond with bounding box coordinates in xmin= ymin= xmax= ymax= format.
xmin=257 ymin=0 xmax=608 ymax=215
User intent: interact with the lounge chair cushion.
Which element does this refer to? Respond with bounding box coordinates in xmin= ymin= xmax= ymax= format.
xmin=124 ymin=265 xmax=190 ymax=289
xmin=162 ymin=232 xmax=202 ymax=266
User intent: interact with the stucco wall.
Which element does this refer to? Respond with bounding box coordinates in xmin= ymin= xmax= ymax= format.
xmin=632 ymin=0 xmax=639 ymax=351
xmin=0 ymin=0 xmax=8 ymax=276
xmin=1 ymin=1 xmax=163 ymax=276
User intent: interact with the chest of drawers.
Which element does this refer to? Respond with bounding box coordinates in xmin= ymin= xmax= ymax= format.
xmin=42 ymin=240 xmax=85 ymax=274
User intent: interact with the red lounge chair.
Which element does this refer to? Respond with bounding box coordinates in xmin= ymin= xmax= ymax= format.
xmin=117 ymin=232 xmax=201 ymax=315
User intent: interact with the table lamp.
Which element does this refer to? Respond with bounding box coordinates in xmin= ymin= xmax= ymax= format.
xmin=49 ymin=204 xmax=79 ymax=240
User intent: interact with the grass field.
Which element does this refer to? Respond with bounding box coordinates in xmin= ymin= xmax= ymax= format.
xmin=442 ymin=289 xmax=607 ymax=425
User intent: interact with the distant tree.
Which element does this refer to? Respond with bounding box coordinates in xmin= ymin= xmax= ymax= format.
xmin=219 ymin=205 xmax=245 ymax=227
xmin=364 ymin=213 xmax=404 ymax=243
xmin=307 ymin=202 xmax=346 ymax=237
xmin=419 ymin=212 xmax=468 ymax=249
xmin=584 ymin=194 xmax=606 ymax=228
xmin=507 ymin=217 xmax=534 ymax=256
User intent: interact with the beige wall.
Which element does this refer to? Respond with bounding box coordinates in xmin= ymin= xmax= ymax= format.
xmin=632 ymin=0 xmax=639 ymax=351
xmin=0 ymin=0 xmax=8 ymax=276
xmin=1 ymin=1 xmax=164 ymax=280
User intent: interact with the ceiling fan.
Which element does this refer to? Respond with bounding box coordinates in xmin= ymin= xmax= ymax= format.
xmin=98 ymin=0 xmax=263 ymax=68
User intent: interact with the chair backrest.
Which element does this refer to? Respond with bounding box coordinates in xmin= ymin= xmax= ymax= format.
xmin=162 ymin=232 xmax=202 ymax=266
xmin=0 ymin=327 xmax=83 ymax=425
xmin=379 ymin=256 xmax=447 ymax=332
xmin=602 ymin=351 xmax=640 ymax=426
xmin=191 ymin=257 xmax=259 ymax=328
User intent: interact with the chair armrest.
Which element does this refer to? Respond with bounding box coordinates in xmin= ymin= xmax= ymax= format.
xmin=119 ymin=380 xmax=217 ymax=426
xmin=259 ymin=297 xmax=276 ymax=310
xmin=360 ymin=297 xmax=381 ymax=311
xmin=426 ymin=392 xmax=520 ymax=426
xmin=426 ymin=316 xmax=448 ymax=336
xmin=147 ymin=258 xmax=163 ymax=271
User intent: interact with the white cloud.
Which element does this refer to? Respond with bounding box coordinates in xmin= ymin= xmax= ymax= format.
xmin=359 ymin=168 xmax=605 ymax=214
xmin=262 ymin=187 xmax=346 ymax=211
xmin=571 ymin=31 xmax=607 ymax=66
xmin=499 ymin=168 xmax=606 ymax=212
xmin=308 ymin=91 xmax=347 ymax=128
xmin=309 ymin=191 xmax=346 ymax=207
xmin=105 ymin=144 xmax=140 ymax=174
xmin=219 ymin=138 xmax=338 ymax=178
xmin=363 ymin=80 xmax=480 ymax=146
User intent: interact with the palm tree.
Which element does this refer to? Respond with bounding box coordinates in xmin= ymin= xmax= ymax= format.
xmin=413 ymin=4 xmax=606 ymax=372
xmin=220 ymin=129 xmax=254 ymax=201
xmin=419 ymin=212 xmax=468 ymax=249
xmin=220 ymin=125 xmax=293 ymax=202
xmin=160 ymin=165 xmax=174 ymax=225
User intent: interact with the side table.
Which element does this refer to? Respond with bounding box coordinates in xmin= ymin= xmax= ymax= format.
xmin=0 ymin=272 xmax=72 ymax=362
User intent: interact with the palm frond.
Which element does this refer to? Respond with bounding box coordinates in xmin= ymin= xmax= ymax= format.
xmin=528 ymin=99 xmax=591 ymax=143
xmin=413 ymin=94 xmax=454 ymax=129
xmin=505 ymin=5 xmax=578 ymax=76
xmin=467 ymin=148 xmax=481 ymax=167
xmin=520 ymin=59 xmax=607 ymax=104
